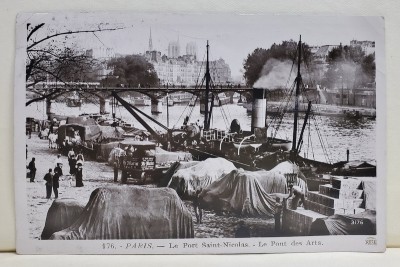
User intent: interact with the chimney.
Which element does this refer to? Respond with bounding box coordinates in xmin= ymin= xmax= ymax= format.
xmin=251 ymin=87 xmax=267 ymax=133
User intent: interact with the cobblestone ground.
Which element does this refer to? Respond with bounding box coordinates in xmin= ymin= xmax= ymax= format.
xmin=25 ymin=133 xmax=276 ymax=240
xmin=183 ymin=201 xmax=276 ymax=238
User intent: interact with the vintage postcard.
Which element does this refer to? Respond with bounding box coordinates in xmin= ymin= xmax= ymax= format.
xmin=14 ymin=12 xmax=385 ymax=254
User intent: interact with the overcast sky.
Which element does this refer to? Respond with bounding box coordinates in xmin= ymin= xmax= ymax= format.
xmin=25 ymin=13 xmax=383 ymax=80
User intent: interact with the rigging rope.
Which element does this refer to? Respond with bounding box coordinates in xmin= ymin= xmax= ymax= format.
xmin=172 ymin=51 xmax=207 ymax=128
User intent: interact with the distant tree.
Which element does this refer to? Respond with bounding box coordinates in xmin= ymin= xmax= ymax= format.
xmin=25 ymin=23 xmax=123 ymax=106
xmin=360 ymin=54 xmax=376 ymax=86
xmin=243 ymin=40 xmax=311 ymax=87
xmin=105 ymin=55 xmax=159 ymax=87
xmin=322 ymin=45 xmax=375 ymax=89
xmin=242 ymin=48 xmax=269 ymax=87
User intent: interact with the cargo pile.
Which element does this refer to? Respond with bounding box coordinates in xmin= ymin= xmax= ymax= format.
xmin=306 ymin=177 xmax=365 ymax=216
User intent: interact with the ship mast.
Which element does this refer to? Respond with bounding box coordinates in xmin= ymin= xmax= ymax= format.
xmin=291 ymin=35 xmax=302 ymax=154
xmin=204 ymin=40 xmax=210 ymax=131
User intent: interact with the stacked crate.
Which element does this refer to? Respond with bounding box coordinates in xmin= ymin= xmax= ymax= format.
xmin=307 ymin=177 xmax=365 ymax=216
xmin=282 ymin=177 xmax=365 ymax=235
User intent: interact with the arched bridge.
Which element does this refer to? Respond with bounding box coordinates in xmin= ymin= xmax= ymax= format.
xmin=28 ymin=86 xmax=255 ymax=118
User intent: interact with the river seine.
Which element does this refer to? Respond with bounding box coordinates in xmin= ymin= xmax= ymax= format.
xmin=26 ymin=101 xmax=376 ymax=163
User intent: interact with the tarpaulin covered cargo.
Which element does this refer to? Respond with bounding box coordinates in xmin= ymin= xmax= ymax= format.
xmin=41 ymin=199 xmax=85 ymax=240
xmin=159 ymin=161 xmax=199 ymax=187
xmin=200 ymin=169 xmax=277 ymax=217
xmin=255 ymin=161 xmax=308 ymax=194
xmin=97 ymin=126 xmax=125 ymax=141
xmin=66 ymin=116 xmax=97 ymax=125
xmin=309 ymin=210 xmax=376 ymax=235
xmin=49 ymin=187 xmax=194 ymax=240
xmin=167 ymin=158 xmax=236 ymax=197
xmin=58 ymin=124 xmax=101 ymax=142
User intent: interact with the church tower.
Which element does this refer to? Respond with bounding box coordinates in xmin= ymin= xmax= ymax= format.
xmin=148 ymin=28 xmax=153 ymax=51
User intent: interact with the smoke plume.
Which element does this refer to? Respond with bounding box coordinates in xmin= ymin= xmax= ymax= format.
xmin=253 ymin=59 xmax=295 ymax=89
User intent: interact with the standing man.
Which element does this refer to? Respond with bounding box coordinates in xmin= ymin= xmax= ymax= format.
xmin=54 ymin=154 xmax=63 ymax=175
xmin=75 ymin=162 xmax=84 ymax=187
xmin=67 ymin=148 xmax=75 ymax=163
xmin=287 ymin=185 xmax=307 ymax=210
xmin=274 ymin=197 xmax=283 ymax=233
xmin=43 ymin=169 xmax=53 ymax=199
xmin=54 ymin=154 xmax=62 ymax=168
xmin=27 ymin=157 xmax=36 ymax=183
xmin=52 ymin=169 xmax=60 ymax=199
xmin=193 ymin=188 xmax=203 ymax=224
xmin=69 ymin=154 xmax=77 ymax=176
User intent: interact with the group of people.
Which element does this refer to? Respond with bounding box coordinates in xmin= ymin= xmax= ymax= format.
xmin=67 ymin=148 xmax=85 ymax=187
xmin=27 ymin=149 xmax=86 ymax=200
xmin=40 ymin=155 xmax=64 ymax=199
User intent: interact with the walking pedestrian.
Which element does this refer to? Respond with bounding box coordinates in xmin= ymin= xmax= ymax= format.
xmin=193 ymin=188 xmax=203 ymax=224
xmin=43 ymin=169 xmax=53 ymax=199
xmin=52 ymin=168 xmax=60 ymax=199
xmin=54 ymin=161 xmax=63 ymax=176
xmin=54 ymin=154 xmax=63 ymax=175
xmin=54 ymin=154 xmax=62 ymax=169
xmin=76 ymin=151 xmax=85 ymax=163
xmin=274 ymin=197 xmax=283 ymax=233
xmin=75 ymin=162 xmax=84 ymax=187
xmin=27 ymin=157 xmax=36 ymax=182
xmin=69 ymin=154 xmax=77 ymax=175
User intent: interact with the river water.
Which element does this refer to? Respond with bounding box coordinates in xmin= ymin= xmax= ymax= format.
xmin=26 ymin=101 xmax=376 ymax=163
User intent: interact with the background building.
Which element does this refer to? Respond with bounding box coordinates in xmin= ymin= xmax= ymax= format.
xmin=145 ymin=31 xmax=231 ymax=86
xmin=350 ymin=40 xmax=375 ymax=55
xmin=168 ymin=41 xmax=181 ymax=59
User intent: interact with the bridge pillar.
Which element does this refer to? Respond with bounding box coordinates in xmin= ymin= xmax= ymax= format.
xmin=151 ymin=98 xmax=163 ymax=114
xmin=99 ymin=98 xmax=110 ymax=114
xmin=46 ymin=99 xmax=55 ymax=120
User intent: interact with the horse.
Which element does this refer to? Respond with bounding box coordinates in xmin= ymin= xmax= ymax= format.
xmin=48 ymin=133 xmax=58 ymax=149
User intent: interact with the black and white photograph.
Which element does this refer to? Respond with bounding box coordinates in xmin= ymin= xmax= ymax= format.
xmin=14 ymin=12 xmax=385 ymax=254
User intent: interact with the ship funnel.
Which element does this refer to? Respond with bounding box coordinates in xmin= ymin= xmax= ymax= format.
xmin=251 ymin=87 xmax=267 ymax=133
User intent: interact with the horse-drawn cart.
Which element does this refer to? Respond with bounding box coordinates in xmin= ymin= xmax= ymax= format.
xmin=115 ymin=140 xmax=166 ymax=184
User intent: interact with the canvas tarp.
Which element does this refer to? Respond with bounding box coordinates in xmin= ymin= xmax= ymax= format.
xmin=254 ymin=161 xmax=308 ymax=194
xmin=167 ymin=158 xmax=236 ymax=197
xmin=41 ymin=199 xmax=85 ymax=240
xmin=83 ymin=125 xmax=102 ymax=141
xmin=159 ymin=161 xmax=200 ymax=187
xmin=98 ymin=126 xmax=125 ymax=140
xmin=360 ymin=178 xmax=376 ymax=210
xmin=200 ymin=169 xmax=277 ymax=217
xmin=309 ymin=210 xmax=376 ymax=235
xmin=49 ymin=187 xmax=194 ymax=240
xmin=58 ymin=124 xmax=101 ymax=142
xmin=66 ymin=116 xmax=97 ymax=126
